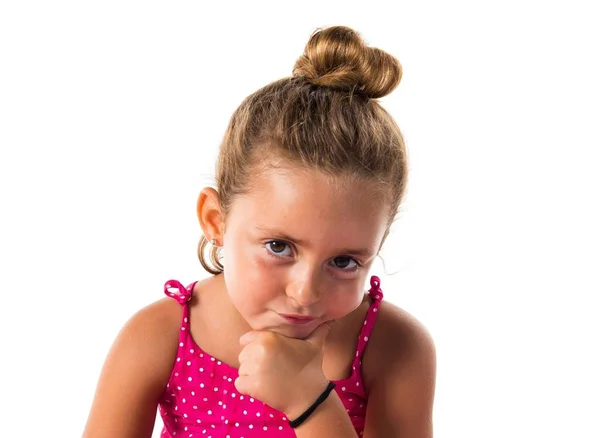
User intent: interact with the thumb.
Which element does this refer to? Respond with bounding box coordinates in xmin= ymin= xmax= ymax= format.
xmin=305 ymin=320 xmax=335 ymax=348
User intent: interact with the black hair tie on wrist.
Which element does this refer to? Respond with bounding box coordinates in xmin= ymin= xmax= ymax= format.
xmin=288 ymin=381 xmax=336 ymax=428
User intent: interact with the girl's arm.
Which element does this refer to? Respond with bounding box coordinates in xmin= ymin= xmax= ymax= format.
xmin=362 ymin=303 xmax=437 ymax=438
xmin=82 ymin=298 xmax=182 ymax=438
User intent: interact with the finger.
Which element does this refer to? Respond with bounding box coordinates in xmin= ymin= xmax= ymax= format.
xmin=234 ymin=375 xmax=252 ymax=396
xmin=237 ymin=361 xmax=250 ymax=377
xmin=239 ymin=330 xmax=259 ymax=346
xmin=238 ymin=344 xmax=251 ymax=366
xmin=305 ymin=320 xmax=335 ymax=348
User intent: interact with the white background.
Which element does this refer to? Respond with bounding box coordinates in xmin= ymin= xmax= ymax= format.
xmin=1 ymin=1 xmax=599 ymax=436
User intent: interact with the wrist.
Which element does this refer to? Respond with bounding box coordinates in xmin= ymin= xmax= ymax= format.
xmin=290 ymin=390 xmax=359 ymax=437
xmin=285 ymin=378 xmax=332 ymax=422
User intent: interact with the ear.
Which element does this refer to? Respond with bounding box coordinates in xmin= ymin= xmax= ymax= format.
xmin=197 ymin=187 xmax=224 ymax=243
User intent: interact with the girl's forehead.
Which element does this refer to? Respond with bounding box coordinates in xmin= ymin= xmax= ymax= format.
xmin=243 ymin=166 xmax=384 ymax=210
xmin=229 ymin=167 xmax=389 ymax=241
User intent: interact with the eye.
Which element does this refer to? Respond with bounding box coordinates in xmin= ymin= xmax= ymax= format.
xmin=265 ymin=240 xmax=293 ymax=257
xmin=330 ymin=256 xmax=360 ymax=271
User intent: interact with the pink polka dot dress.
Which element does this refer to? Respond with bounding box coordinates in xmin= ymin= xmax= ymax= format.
xmin=158 ymin=276 xmax=384 ymax=437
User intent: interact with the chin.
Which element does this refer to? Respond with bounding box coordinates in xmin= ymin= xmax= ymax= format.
xmin=275 ymin=324 xmax=318 ymax=340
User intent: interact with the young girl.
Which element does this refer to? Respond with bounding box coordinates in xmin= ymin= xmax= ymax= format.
xmin=83 ymin=25 xmax=436 ymax=438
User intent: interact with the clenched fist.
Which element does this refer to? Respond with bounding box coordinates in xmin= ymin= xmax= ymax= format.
xmin=234 ymin=322 xmax=334 ymax=420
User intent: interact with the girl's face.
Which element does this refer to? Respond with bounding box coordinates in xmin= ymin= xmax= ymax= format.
xmin=220 ymin=165 xmax=390 ymax=340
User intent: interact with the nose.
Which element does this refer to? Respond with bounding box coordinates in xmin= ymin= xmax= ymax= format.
xmin=285 ymin=268 xmax=323 ymax=308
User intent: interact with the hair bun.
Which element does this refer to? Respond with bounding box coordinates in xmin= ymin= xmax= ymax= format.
xmin=292 ymin=26 xmax=402 ymax=99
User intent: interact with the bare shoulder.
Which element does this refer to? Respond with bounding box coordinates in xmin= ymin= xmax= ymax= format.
xmin=366 ymin=300 xmax=436 ymax=369
xmin=363 ymin=300 xmax=436 ymax=438
xmin=82 ymin=297 xmax=183 ymax=438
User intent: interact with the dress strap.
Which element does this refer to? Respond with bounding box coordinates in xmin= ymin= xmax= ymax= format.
xmin=164 ymin=279 xmax=197 ymax=344
xmin=353 ymin=276 xmax=384 ymax=365
xmin=164 ymin=279 xmax=195 ymax=305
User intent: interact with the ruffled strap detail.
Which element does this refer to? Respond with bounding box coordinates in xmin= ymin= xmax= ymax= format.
xmin=352 ymin=275 xmax=384 ymax=365
xmin=164 ymin=279 xmax=194 ymax=305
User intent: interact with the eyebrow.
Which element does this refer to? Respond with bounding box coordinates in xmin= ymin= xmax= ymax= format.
xmin=254 ymin=226 xmax=375 ymax=258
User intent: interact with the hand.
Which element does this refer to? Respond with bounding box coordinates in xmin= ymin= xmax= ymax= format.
xmin=234 ymin=322 xmax=334 ymax=419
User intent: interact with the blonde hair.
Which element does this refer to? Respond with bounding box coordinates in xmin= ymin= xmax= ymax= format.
xmin=199 ymin=26 xmax=408 ymax=275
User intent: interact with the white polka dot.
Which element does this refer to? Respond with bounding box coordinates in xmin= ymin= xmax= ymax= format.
xmin=214 ymin=388 xmax=218 ymax=392
xmin=231 ymin=393 xmax=236 ymax=397
xmin=363 ymin=320 xmax=367 ymax=325
xmin=175 ymin=373 xmax=179 ymax=377
xmin=181 ymin=327 xmax=185 ymax=331
xmin=243 ymin=410 xmax=247 ymax=415
xmin=179 ymin=342 xmax=184 ymax=347
xmin=256 ymin=412 xmax=260 ymax=417
xmin=235 ymin=423 xmax=239 ymax=427
xmin=207 ymin=410 xmax=212 ymax=415
xmin=200 ymin=353 xmax=204 ymax=357
xmin=211 ymin=357 xmax=215 ymax=361
xmin=269 ymin=413 xmax=273 ymax=418
xmin=185 ymin=426 xmax=188 ymax=431
xmin=193 ymin=405 xmax=198 ymax=409
xmin=373 ymin=308 xmax=378 ymax=312
xmin=218 ymin=401 xmax=222 ymax=406
xmin=227 ymin=377 xmax=232 ymax=382
xmin=197 ymin=419 xmax=201 ymax=423
xmin=188 ymin=377 xmax=192 ymax=382
xmin=191 ymin=391 xmax=195 ymax=396
xmin=217 ymin=361 xmax=222 ymax=365
xmin=183 ymin=413 xmax=188 ymax=418
xmin=376 ymin=295 xmax=380 ymax=299
xmin=364 ymin=336 xmax=369 ymax=341
xmin=239 ymin=395 xmax=244 ymax=400
xmin=177 ymin=386 xmax=182 ymax=390
xmin=356 ymin=381 xmax=360 ymax=386
xmin=199 ymin=367 xmax=204 ymax=372
xmin=342 ymin=386 xmax=346 ymax=391
xmin=220 ymin=415 xmax=224 ymax=420
xmin=279 ymin=426 xmax=283 ymax=430
xmin=349 ymin=398 xmax=353 ymax=401
xmin=203 ymin=398 xmax=208 ymax=401
xmin=249 ymin=425 xmax=253 ymax=429
xmin=250 ymin=397 xmax=254 ymax=402
xmin=190 ymin=349 xmax=195 ymax=353
xmin=182 ymin=398 xmax=186 ymax=403
xmin=223 ymin=404 xmax=227 ymax=409
xmin=263 ymin=426 xmax=267 ymax=431
xmin=200 ymin=383 xmax=204 ymax=388
xmin=223 ymin=390 xmax=228 ymax=394
xmin=187 ymin=361 xmax=192 ymax=366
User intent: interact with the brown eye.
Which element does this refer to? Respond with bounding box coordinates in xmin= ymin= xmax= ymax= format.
xmin=332 ymin=256 xmax=359 ymax=270
xmin=266 ymin=241 xmax=292 ymax=257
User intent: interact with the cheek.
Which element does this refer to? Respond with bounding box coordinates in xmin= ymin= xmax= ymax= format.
xmin=326 ymin=288 xmax=364 ymax=320
xmin=223 ymin=245 xmax=280 ymax=308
